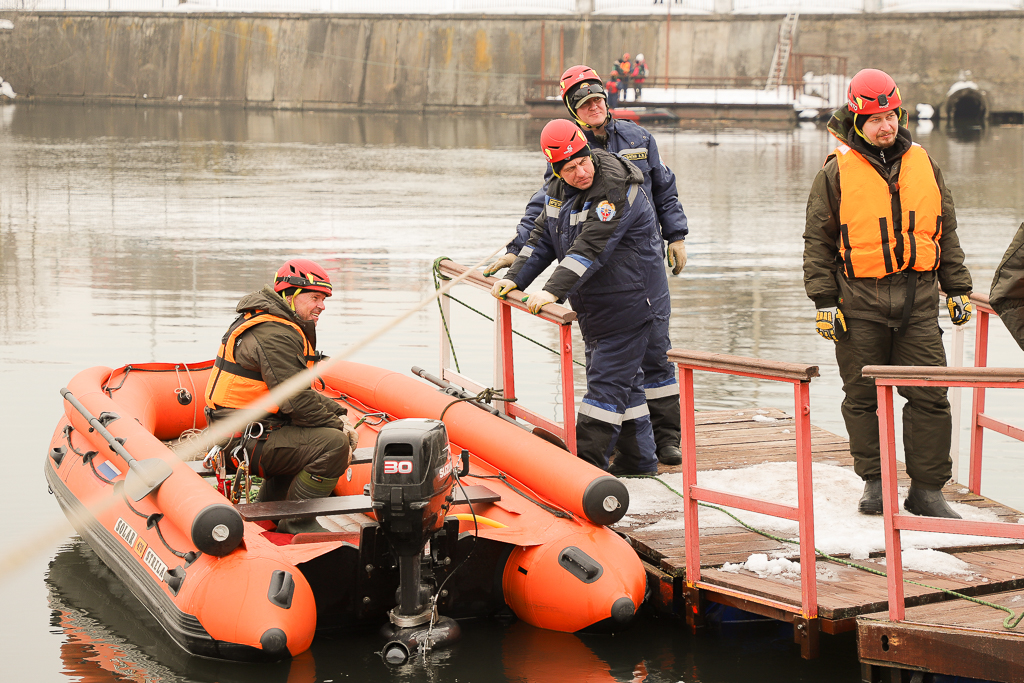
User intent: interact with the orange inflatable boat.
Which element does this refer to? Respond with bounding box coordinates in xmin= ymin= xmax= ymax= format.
xmin=45 ymin=360 xmax=646 ymax=662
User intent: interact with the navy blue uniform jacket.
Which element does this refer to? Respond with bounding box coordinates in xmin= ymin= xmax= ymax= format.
xmin=506 ymin=149 xmax=671 ymax=341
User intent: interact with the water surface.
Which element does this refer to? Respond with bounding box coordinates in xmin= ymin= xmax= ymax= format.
xmin=2 ymin=104 xmax=1023 ymax=681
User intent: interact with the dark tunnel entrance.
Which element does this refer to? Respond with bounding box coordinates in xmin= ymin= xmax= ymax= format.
xmin=948 ymin=89 xmax=987 ymax=126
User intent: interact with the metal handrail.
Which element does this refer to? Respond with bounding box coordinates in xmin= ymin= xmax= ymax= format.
xmin=436 ymin=259 xmax=578 ymax=455
xmin=863 ymin=362 xmax=1024 ymax=622
xmin=668 ymin=348 xmax=821 ymax=622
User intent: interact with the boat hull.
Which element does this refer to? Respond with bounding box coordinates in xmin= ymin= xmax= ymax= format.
xmin=47 ymin=360 xmax=647 ymax=660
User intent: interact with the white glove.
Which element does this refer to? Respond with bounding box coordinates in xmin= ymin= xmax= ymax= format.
xmin=340 ymin=415 xmax=359 ymax=451
xmin=483 ymin=253 xmax=517 ymax=277
xmin=667 ymin=240 xmax=687 ymax=275
xmin=491 ymin=278 xmax=518 ymax=299
xmin=525 ymin=290 xmax=558 ymax=314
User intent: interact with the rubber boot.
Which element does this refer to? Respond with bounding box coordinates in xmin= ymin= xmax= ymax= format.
xmin=647 ymin=395 xmax=682 ymax=466
xmin=255 ymin=474 xmax=290 ymax=503
xmin=607 ymin=418 xmax=658 ymax=477
xmin=275 ymin=470 xmax=340 ymax=535
xmin=576 ymin=414 xmax=619 ymax=470
xmin=904 ymin=485 xmax=961 ymax=519
xmin=858 ymin=478 xmax=883 ymax=515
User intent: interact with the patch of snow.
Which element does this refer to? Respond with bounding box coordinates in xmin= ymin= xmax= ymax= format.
xmin=799 ymin=109 xmax=820 ymax=120
xmin=0 ymin=78 xmax=16 ymax=100
xmin=752 ymin=414 xmax=776 ymax=423
xmin=879 ymin=548 xmax=977 ymax=579
xmin=621 ymin=461 xmax=1014 ymax=559
xmin=0 ymin=19 xmax=14 ymax=30
xmin=916 ymin=103 xmax=935 ymax=120
xmin=947 ymin=80 xmax=979 ymax=97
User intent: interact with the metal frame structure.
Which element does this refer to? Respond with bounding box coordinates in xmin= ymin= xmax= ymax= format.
xmin=863 ymin=362 xmax=1024 ymax=622
xmin=668 ymin=348 xmax=822 ymax=657
xmin=436 ymin=260 xmax=579 ymax=455
xmin=966 ymin=292 xmax=1024 ymax=494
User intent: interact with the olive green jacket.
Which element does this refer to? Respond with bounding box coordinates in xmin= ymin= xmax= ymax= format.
xmin=989 ymin=222 xmax=1024 ymax=351
xmin=803 ymin=106 xmax=972 ymax=324
xmin=209 ymin=286 xmax=347 ymax=429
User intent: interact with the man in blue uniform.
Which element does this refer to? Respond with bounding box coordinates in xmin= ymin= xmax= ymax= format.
xmin=486 ymin=64 xmax=689 ymax=468
xmin=490 ymin=120 xmax=670 ymax=475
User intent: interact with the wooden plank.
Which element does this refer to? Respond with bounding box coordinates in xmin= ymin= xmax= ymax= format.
xmin=237 ymin=485 xmax=500 ymax=521
xmin=668 ymin=349 xmax=819 ymax=382
xmin=859 ymin=614 xmax=1024 ymax=683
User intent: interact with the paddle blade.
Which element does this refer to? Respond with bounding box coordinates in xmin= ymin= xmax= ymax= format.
xmin=124 ymin=458 xmax=173 ymax=501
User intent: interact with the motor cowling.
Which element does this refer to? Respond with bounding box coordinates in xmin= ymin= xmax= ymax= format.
xmin=370 ymin=419 xmax=455 ymax=557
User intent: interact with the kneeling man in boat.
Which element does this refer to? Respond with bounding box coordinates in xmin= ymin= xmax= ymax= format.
xmin=204 ymin=258 xmax=358 ymax=534
xmin=490 ymin=119 xmax=670 ymax=476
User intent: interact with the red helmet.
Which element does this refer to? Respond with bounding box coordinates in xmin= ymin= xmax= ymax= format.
xmin=540 ymin=119 xmax=588 ymax=164
xmin=273 ymin=258 xmax=333 ymax=296
xmin=847 ymin=68 xmax=902 ymax=115
xmin=559 ymin=65 xmax=602 ymax=101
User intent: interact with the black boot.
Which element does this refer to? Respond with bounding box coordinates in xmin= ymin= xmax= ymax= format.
xmin=255 ymin=474 xmax=290 ymax=503
xmin=657 ymin=445 xmax=682 ymax=466
xmin=904 ymin=485 xmax=961 ymax=519
xmin=275 ymin=471 xmax=340 ymax=535
xmin=576 ymin=414 xmax=619 ymax=470
xmin=647 ymin=395 xmax=682 ymax=466
xmin=858 ymin=478 xmax=883 ymax=515
xmin=608 ymin=418 xmax=658 ymax=476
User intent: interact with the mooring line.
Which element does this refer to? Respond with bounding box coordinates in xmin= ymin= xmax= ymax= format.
xmin=1 ymin=246 xmax=504 ymax=581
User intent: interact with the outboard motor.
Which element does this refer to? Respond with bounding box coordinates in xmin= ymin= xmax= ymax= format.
xmin=370 ymin=419 xmax=460 ymax=663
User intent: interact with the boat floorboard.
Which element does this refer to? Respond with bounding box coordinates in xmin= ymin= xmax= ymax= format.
xmin=613 ymin=408 xmax=1024 ymax=636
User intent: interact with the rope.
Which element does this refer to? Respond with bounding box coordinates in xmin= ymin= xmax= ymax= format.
xmin=431 ymin=257 xmax=585 ymax=369
xmin=473 ymin=472 xmax=573 ymax=520
xmin=432 ymin=256 xmax=462 ymax=373
xmin=621 ymin=474 xmax=1024 ymax=630
xmin=437 ymin=388 xmax=515 ymax=422
xmin=4 ymin=247 xmax=504 ymax=583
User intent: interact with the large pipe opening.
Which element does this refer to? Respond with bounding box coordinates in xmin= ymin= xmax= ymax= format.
xmin=950 ymin=91 xmax=986 ymax=125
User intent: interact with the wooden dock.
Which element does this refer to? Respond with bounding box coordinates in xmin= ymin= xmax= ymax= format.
xmin=613 ymin=406 xmax=1024 ymax=673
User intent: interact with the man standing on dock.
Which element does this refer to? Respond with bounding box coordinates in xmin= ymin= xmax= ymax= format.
xmin=485 ymin=64 xmax=689 ymax=469
xmin=490 ymin=120 xmax=669 ymax=476
xmin=205 ymin=259 xmax=358 ymax=534
xmin=803 ymin=68 xmax=973 ymax=519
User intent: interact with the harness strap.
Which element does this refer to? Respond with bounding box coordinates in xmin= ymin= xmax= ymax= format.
xmin=213 ymin=356 xmax=264 ymax=381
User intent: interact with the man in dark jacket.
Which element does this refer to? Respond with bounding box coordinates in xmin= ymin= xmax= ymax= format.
xmin=490 ymin=120 xmax=670 ymax=475
xmin=989 ymin=223 xmax=1024 ymax=349
xmin=803 ymin=69 xmax=973 ymax=519
xmin=486 ymin=64 xmax=689 ymax=468
xmin=205 ymin=258 xmax=358 ymax=534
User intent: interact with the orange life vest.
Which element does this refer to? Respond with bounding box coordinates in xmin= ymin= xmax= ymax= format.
xmin=835 ymin=143 xmax=942 ymax=279
xmin=204 ymin=311 xmax=316 ymax=413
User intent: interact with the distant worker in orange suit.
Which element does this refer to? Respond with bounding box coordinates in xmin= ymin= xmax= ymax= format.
xmin=803 ymin=68 xmax=973 ymax=519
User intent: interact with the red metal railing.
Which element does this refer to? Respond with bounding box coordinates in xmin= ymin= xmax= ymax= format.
xmin=437 ymin=260 xmax=578 ymax=455
xmin=669 ymin=349 xmax=821 ymax=623
xmin=863 ymin=362 xmax=1024 ymax=622
xmin=965 ymin=292 xmax=1023 ymax=494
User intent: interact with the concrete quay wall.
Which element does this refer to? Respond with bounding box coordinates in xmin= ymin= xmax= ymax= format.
xmin=0 ymin=11 xmax=1020 ymax=117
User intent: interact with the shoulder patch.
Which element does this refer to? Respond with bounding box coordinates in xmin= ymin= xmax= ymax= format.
xmin=547 ymin=197 xmax=562 ymax=209
xmin=620 ymin=149 xmax=648 ymax=161
xmin=596 ymin=201 xmax=616 ymax=222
